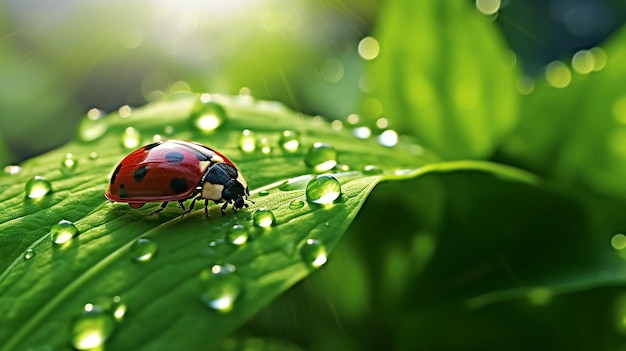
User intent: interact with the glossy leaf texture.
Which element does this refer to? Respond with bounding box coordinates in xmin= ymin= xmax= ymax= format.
xmin=0 ymin=94 xmax=438 ymax=350
xmin=365 ymin=0 xmax=519 ymax=159
xmin=499 ymin=26 xmax=626 ymax=198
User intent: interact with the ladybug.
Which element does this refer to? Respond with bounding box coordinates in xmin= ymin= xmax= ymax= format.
xmin=105 ymin=140 xmax=251 ymax=217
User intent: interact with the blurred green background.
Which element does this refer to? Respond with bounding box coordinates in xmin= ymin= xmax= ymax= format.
xmin=0 ymin=0 xmax=624 ymax=164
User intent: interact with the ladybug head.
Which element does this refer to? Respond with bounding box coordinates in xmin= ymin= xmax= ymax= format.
xmin=223 ymin=179 xmax=249 ymax=210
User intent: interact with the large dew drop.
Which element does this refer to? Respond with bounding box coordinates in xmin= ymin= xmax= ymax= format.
xmin=189 ymin=95 xmax=228 ymax=133
xmin=300 ymin=239 xmax=328 ymax=268
xmin=304 ymin=142 xmax=337 ymax=172
xmin=238 ymin=129 xmax=256 ymax=153
xmin=70 ymin=304 xmax=116 ymax=350
xmin=78 ymin=108 xmax=109 ymax=142
xmin=227 ymin=224 xmax=249 ymax=246
xmin=120 ymin=127 xmax=142 ymax=150
xmin=279 ymin=130 xmax=300 ymax=153
xmin=130 ymin=238 xmax=158 ymax=262
xmin=199 ymin=264 xmax=243 ymax=312
xmin=61 ymin=153 xmax=78 ymax=175
xmin=50 ymin=219 xmax=79 ymax=245
xmin=252 ymin=208 xmax=276 ymax=228
xmin=25 ymin=176 xmax=52 ymax=199
xmin=305 ymin=174 xmax=342 ymax=205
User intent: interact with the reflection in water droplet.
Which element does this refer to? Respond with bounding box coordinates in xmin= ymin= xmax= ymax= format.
xmin=352 ymin=126 xmax=371 ymax=139
xmin=61 ymin=153 xmax=78 ymax=175
xmin=304 ymin=142 xmax=337 ymax=172
xmin=25 ymin=176 xmax=53 ymax=199
xmin=252 ymin=208 xmax=275 ymax=228
xmin=112 ymin=296 xmax=127 ymax=321
xmin=50 ymin=219 xmax=79 ymax=245
xmin=120 ymin=127 xmax=142 ymax=150
xmin=4 ymin=165 xmax=22 ymax=175
xmin=305 ymin=174 xmax=342 ymax=205
xmin=279 ymin=130 xmax=300 ymax=153
xmin=288 ymin=199 xmax=305 ymax=210
xmin=300 ymin=239 xmax=327 ymax=268
xmin=130 ymin=238 xmax=158 ymax=262
xmin=363 ymin=165 xmax=383 ymax=175
xmin=239 ymin=129 xmax=256 ymax=153
xmin=78 ymin=108 xmax=109 ymax=142
xmin=377 ymin=130 xmax=398 ymax=147
xmin=23 ymin=248 xmax=36 ymax=260
xmin=257 ymin=138 xmax=272 ymax=155
xmin=189 ymin=98 xmax=227 ymax=133
xmin=227 ymin=224 xmax=248 ymax=245
xmin=70 ymin=304 xmax=116 ymax=350
xmin=199 ymin=264 xmax=243 ymax=312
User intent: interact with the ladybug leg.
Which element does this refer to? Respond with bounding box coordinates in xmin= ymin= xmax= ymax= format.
xmin=204 ymin=199 xmax=210 ymax=217
xmin=149 ymin=201 xmax=169 ymax=216
xmin=182 ymin=197 xmax=197 ymax=217
xmin=178 ymin=200 xmax=187 ymax=212
xmin=220 ymin=201 xmax=230 ymax=215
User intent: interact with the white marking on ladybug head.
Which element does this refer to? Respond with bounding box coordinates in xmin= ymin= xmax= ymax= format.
xmin=201 ymin=182 xmax=225 ymax=202
xmin=210 ymin=155 xmax=224 ymax=163
xmin=199 ymin=161 xmax=211 ymax=173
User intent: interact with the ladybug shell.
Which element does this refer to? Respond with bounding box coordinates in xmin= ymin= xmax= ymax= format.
xmin=105 ymin=140 xmax=237 ymax=205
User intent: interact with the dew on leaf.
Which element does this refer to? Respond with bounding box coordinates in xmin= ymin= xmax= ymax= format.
xmin=252 ymin=208 xmax=275 ymax=228
xmin=118 ymin=105 xmax=132 ymax=118
xmin=305 ymin=174 xmax=342 ymax=205
xmin=300 ymin=239 xmax=327 ymax=268
xmin=239 ymin=129 xmax=256 ymax=153
xmin=130 ymin=238 xmax=158 ymax=262
xmin=120 ymin=127 xmax=142 ymax=150
xmin=70 ymin=304 xmax=116 ymax=350
xmin=50 ymin=219 xmax=79 ymax=245
xmin=377 ymin=129 xmax=398 ymax=147
xmin=89 ymin=152 xmax=99 ymax=160
xmin=199 ymin=264 xmax=243 ymax=312
xmin=25 ymin=176 xmax=52 ymax=199
xmin=78 ymin=108 xmax=108 ymax=142
xmin=363 ymin=165 xmax=383 ymax=175
xmin=304 ymin=142 xmax=337 ymax=172
xmin=4 ymin=165 xmax=21 ymax=175
xmin=352 ymin=126 xmax=371 ymax=139
xmin=227 ymin=224 xmax=248 ymax=245
xmin=189 ymin=96 xmax=227 ymax=133
xmin=61 ymin=153 xmax=78 ymax=175
xmin=279 ymin=130 xmax=300 ymax=153
xmin=112 ymin=296 xmax=127 ymax=321
xmin=23 ymin=248 xmax=36 ymax=260
xmin=288 ymin=199 xmax=305 ymax=210
xmin=257 ymin=137 xmax=272 ymax=155
xmin=258 ymin=190 xmax=270 ymax=196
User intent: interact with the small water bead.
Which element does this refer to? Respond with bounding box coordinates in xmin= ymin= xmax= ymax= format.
xmin=227 ymin=224 xmax=248 ymax=245
xmin=112 ymin=296 xmax=127 ymax=321
xmin=288 ymin=199 xmax=305 ymax=210
xmin=363 ymin=165 xmax=383 ymax=175
xmin=23 ymin=248 xmax=36 ymax=260
xmin=89 ymin=152 xmax=99 ymax=160
xmin=257 ymin=138 xmax=272 ymax=155
xmin=300 ymin=239 xmax=327 ymax=268
xmin=239 ymin=129 xmax=256 ymax=153
xmin=189 ymin=98 xmax=227 ymax=133
xmin=252 ymin=208 xmax=276 ymax=228
xmin=118 ymin=105 xmax=132 ymax=118
xmin=130 ymin=238 xmax=158 ymax=262
xmin=78 ymin=108 xmax=109 ymax=142
xmin=331 ymin=120 xmax=343 ymax=130
xmin=304 ymin=142 xmax=337 ymax=172
xmin=50 ymin=219 xmax=79 ymax=245
xmin=377 ymin=130 xmax=398 ymax=147
xmin=347 ymin=114 xmax=360 ymax=124
xmin=4 ymin=165 xmax=21 ymax=175
xmin=25 ymin=176 xmax=53 ymax=199
xmin=352 ymin=126 xmax=371 ymax=139
xmin=258 ymin=190 xmax=270 ymax=196
xmin=305 ymin=174 xmax=342 ymax=205
xmin=61 ymin=153 xmax=78 ymax=174
xmin=70 ymin=304 xmax=116 ymax=350
xmin=335 ymin=163 xmax=350 ymax=172
xmin=120 ymin=127 xmax=142 ymax=150
xmin=199 ymin=264 xmax=243 ymax=312
xmin=164 ymin=125 xmax=175 ymax=135
xmin=279 ymin=130 xmax=300 ymax=153
xmin=376 ymin=117 xmax=389 ymax=129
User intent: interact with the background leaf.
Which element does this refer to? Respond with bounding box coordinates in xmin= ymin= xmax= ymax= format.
xmin=365 ymin=0 xmax=519 ymax=159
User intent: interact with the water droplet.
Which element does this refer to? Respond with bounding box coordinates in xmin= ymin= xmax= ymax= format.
xmin=377 ymin=130 xmax=398 ymax=147
xmin=331 ymin=120 xmax=343 ymax=130
xmin=130 ymin=238 xmax=157 ymax=262
xmin=304 ymin=142 xmax=337 ymax=172
xmin=258 ymin=190 xmax=270 ymax=196
xmin=25 ymin=176 xmax=52 ymax=199
xmin=376 ymin=117 xmax=389 ymax=129
xmin=279 ymin=130 xmax=300 ymax=153
xmin=363 ymin=165 xmax=383 ymax=175
xmin=352 ymin=126 xmax=371 ymax=139
xmin=4 ymin=165 xmax=21 ymax=175
xmin=111 ymin=296 xmax=127 ymax=321
xmin=120 ymin=127 xmax=142 ymax=150
xmin=227 ymin=224 xmax=248 ymax=245
xmin=288 ymin=199 xmax=305 ymax=210
xmin=199 ymin=264 xmax=242 ymax=312
xmin=346 ymin=114 xmax=360 ymax=124
xmin=257 ymin=137 xmax=272 ymax=155
xmin=335 ymin=163 xmax=350 ymax=172
xmin=164 ymin=125 xmax=175 ymax=135
xmin=89 ymin=152 xmax=99 ymax=160
xmin=23 ymin=248 xmax=36 ymax=260
xmin=358 ymin=36 xmax=380 ymax=61
xmin=300 ymin=239 xmax=327 ymax=268
xmin=70 ymin=304 xmax=116 ymax=350
xmin=545 ymin=61 xmax=571 ymax=88
xmin=305 ymin=174 xmax=342 ymax=205
xmin=252 ymin=208 xmax=275 ymax=228
xmin=61 ymin=153 xmax=78 ymax=175
xmin=118 ymin=105 xmax=132 ymax=118
xmin=189 ymin=97 xmax=227 ymax=133
xmin=50 ymin=219 xmax=79 ymax=245
xmin=78 ymin=108 xmax=109 ymax=142
xmin=239 ymin=129 xmax=256 ymax=153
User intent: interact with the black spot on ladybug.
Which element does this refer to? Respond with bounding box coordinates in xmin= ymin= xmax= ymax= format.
xmin=170 ymin=178 xmax=189 ymax=194
xmin=165 ymin=151 xmax=185 ymax=163
xmin=143 ymin=142 xmax=161 ymax=151
xmin=133 ymin=166 xmax=148 ymax=182
xmin=119 ymin=184 xmax=128 ymax=198
xmin=110 ymin=163 xmax=122 ymax=185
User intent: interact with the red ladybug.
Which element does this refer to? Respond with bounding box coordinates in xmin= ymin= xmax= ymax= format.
xmin=105 ymin=140 xmax=251 ymax=216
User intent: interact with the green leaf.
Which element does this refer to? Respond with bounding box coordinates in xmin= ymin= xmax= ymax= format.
xmin=365 ymin=0 xmax=519 ymax=159
xmin=500 ymin=25 xmax=626 ymax=198
xmin=0 ymin=94 xmax=439 ymax=350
